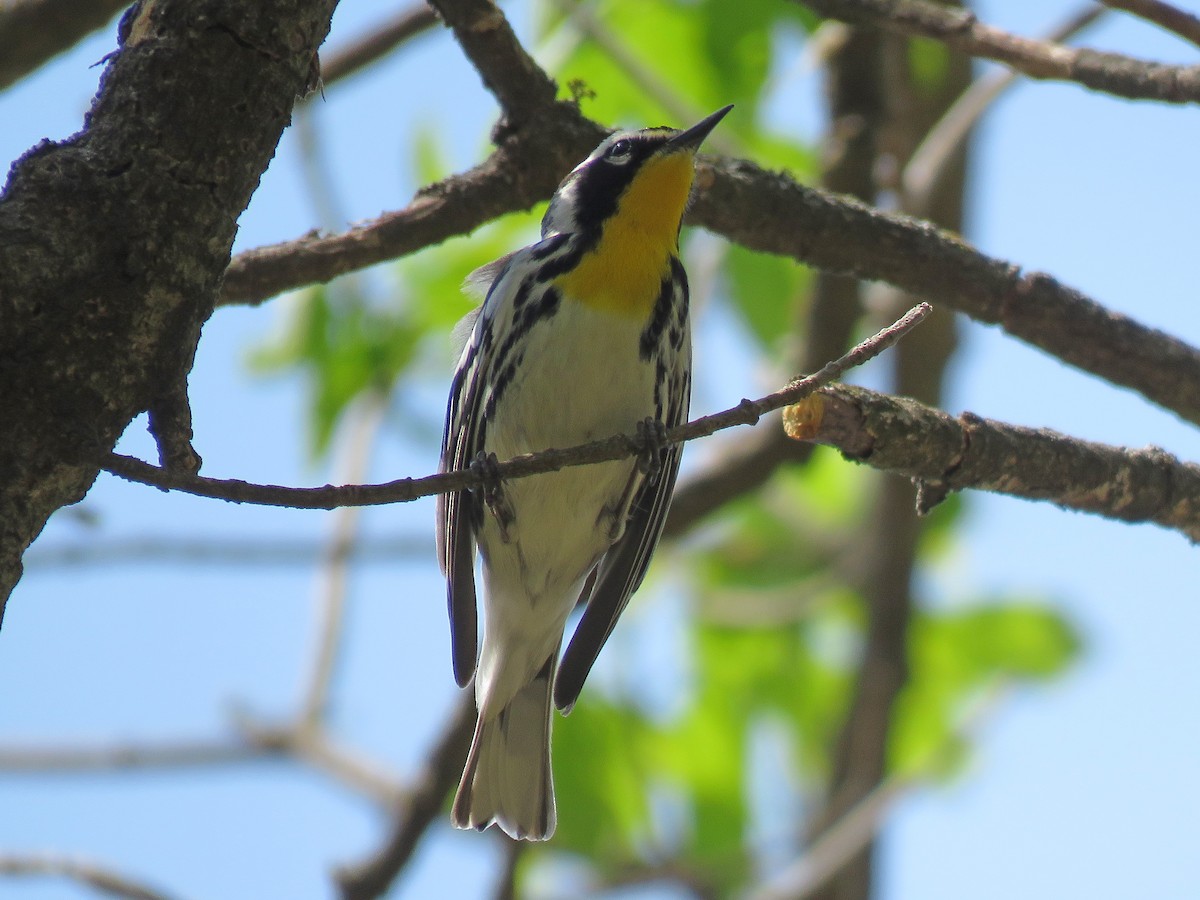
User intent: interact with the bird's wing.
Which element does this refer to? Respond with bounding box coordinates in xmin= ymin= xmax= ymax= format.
xmin=437 ymin=336 xmax=485 ymax=688
xmin=438 ymin=253 xmax=522 ymax=688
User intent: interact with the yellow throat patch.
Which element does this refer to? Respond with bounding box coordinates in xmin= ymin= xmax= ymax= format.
xmin=557 ymin=151 xmax=696 ymax=317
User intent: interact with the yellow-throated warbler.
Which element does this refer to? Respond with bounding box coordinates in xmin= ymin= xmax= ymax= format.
xmin=438 ymin=105 xmax=732 ymax=840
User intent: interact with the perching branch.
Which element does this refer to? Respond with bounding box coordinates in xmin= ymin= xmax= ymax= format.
xmin=103 ymin=304 xmax=932 ymax=508
xmin=796 ymin=0 xmax=1200 ymax=104
xmin=800 ymin=384 xmax=1200 ymax=542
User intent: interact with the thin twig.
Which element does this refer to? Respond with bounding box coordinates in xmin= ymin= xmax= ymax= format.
xmin=102 ymin=304 xmax=931 ymax=509
xmin=0 ymin=853 xmax=177 ymax=900
xmin=747 ymin=779 xmax=912 ymax=900
xmin=22 ymin=534 xmax=429 ymax=570
xmin=1101 ymin=0 xmax=1200 ymax=50
xmin=747 ymin=684 xmax=1009 ymax=900
xmin=0 ymin=739 xmax=277 ymax=772
xmin=335 ymin=693 xmax=477 ymax=900
xmin=300 ymin=391 xmax=387 ymax=729
xmin=319 ymin=4 xmax=440 ymax=86
xmin=902 ymin=4 xmax=1107 ymax=214
xmin=796 ymin=0 xmax=1200 ymax=104
xmin=546 ymin=0 xmax=744 ymax=156
xmin=0 ymin=724 xmax=403 ymax=806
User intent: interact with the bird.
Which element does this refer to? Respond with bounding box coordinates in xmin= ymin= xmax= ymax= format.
xmin=437 ymin=105 xmax=732 ymax=841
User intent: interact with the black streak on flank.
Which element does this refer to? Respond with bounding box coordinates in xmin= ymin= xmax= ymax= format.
xmin=484 ymin=351 xmax=523 ymax=421
xmin=483 ymin=286 xmax=562 ymax=421
xmin=640 ymin=264 xmax=679 ymax=361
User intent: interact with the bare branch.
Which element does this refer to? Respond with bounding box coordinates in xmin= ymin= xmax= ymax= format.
xmin=749 ymin=778 xmax=910 ymax=900
xmin=320 ymin=4 xmax=440 ymax=86
xmin=902 ymin=5 xmax=1107 ymax=214
xmin=0 ymin=0 xmax=127 ymax=91
xmin=796 ymin=0 xmax=1200 ymax=104
xmin=805 ymin=383 xmax=1200 ymax=542
xmin=102 ymin=305 xmax=931 ymax=508
xmin=235 ymin=718 xmax=405 ymax=806
xmin=217 ymin=132 xmax=1200 ymax=432
xmin=217 ymin=121 xmax=600 ymax=307
xmin=301 ymin=396 xmax=387 ymax=729
xmin=334 ymin=694 xmax=477 ymax=900
xmin=1101 ymin=0 xmax=1200 ymax=50
xmin=0 ymin=738 xmax=276 ymax=772
xmin=694 ymin=159 xmax=1200 ymax=428
xmin=0 ymin=852 xmax=177 ymax=900
xmin=22 ymin=534 xmax=429 ymax=569
xmin=0 ymin=723 xmax=403 ymax=806
xmin=426 ymin=0 xmax=558 ymax=122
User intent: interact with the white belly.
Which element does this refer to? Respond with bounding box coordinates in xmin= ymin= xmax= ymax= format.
xmin=469 ymin=300 xmax=656 ymax=711
xmin=481 ymin=300 xmax=655 ymax=602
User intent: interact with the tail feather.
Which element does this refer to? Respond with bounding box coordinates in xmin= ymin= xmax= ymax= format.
xmin=452 ymin=656 xmax=556 ymax=841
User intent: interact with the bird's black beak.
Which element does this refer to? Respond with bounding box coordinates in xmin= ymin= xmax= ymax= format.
xmin=668 ymin=104 xmax=733 ymax=152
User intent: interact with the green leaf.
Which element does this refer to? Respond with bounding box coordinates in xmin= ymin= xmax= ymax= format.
xmin=892 ymin=600 xmax=1080 ymax=776
xmin=722 ymin=243 xmax=810 ymax=351
xmin=552 ymin=697 xmax=652 ymax=864
xmin=411 ymin=121 xmax=450 ymax=186
xmin=907 ymin=36 xmax=953 ymax=95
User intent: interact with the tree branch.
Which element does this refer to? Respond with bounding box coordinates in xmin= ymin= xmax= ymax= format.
xmin=0 ymin=723 xmax=403 ymax=806
xmin=217 ymin=130 xmax=588 ymax=308
xmin=334 ymin=694 xmax=477 ymax=900
xmin=0 ymin=738 xmax=276 ymax=772
xmin=693 ymin=159 xmax=1200 ymax=429
xmin=216 ymin=126 xmax=1200 ymax=434
xmin=797 ymin=0 xmax=1200 ymax=104
xmin=0 ymin=0 xmax=128 ymax=91
xmin=21 ymin=534 xmax=429 ymax=569
xmin=102 ymin=304 xmax=931 ymax=508
xmin=0 ymin=852 xmax=177 ymax=900
xmin=1101 ymin=0 xmax=1200 ymax=50
xmin=426 ymin=0 xmax=558 ymax=123
xmin=319 ymin=4 xmax=440 ymax=86
xmin=902 ymin=4 xmax=1107 ymax=214
xmin=0 ymin=0 xmax=340 ymax=614
xmin=802 ymin=383 xmax=1200 ymax=542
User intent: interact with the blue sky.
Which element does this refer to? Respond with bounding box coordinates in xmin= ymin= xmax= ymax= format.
xmin=2 ymin=2 xmax=1198 ymax=899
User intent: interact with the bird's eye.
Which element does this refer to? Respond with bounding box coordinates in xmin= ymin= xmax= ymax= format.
xmin=607 ymin=139 xmax=633 ymax=160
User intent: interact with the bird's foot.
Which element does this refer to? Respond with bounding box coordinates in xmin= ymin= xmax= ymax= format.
xmin=633 ymin=418 xmax=669 ymax=477
xmin=471 ymin=451 xmax=516 ymax=543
